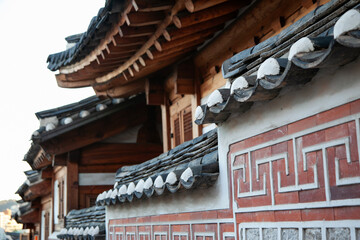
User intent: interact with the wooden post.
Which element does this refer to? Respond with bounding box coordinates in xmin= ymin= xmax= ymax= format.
xmin=192 ymin=65 xmax=202 ymax=138
xmin=66 ymin=151 xmax=79 ymax=212
xmin=161 ymin=97 xmax=171 ymax=152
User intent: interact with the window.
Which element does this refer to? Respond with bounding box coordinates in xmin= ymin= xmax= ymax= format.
xmin=54 ymin=178 xmax=65 ymax=224
xmin=172 ymin=232 xmax=188 ymax=240
xmin=139 ymin=232 xmax=150 ymax=240
xmin=170 ymin=95 xmax=193 ymax=148
xmin=154 ymin=232 xmax=167 ymax=240
xmin=126 ymin=232 xmax=136 ymax=240
xmin=194 ymin=233 xmax=215 ymax=240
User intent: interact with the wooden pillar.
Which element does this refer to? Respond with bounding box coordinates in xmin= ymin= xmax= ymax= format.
xmin=161 ymin=100 xmax=171 ymax=152
xmin=66 ymin=151 xmax=79 ymax=212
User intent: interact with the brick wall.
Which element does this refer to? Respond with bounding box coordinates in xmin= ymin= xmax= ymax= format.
xmin=108 ymin=100 xmax=360 ymax=240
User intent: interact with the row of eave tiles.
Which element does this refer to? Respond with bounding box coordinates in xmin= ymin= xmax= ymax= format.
xmin=58 ymin=206 xmax=105 ymax=239
xmin=32 ymin=97 xmax=125 ymax=137
xmin=194 ymin=6 xmax=360 ymax=125
xmin=95 ymin=152 xmax=219 ymax=206
xmin=95 ymin=129 xmax=219 ymax=206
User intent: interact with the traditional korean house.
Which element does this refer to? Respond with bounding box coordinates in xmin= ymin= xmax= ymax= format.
xmin=16 ymin=94 xmax=163 ymax=240
xmin=41 ymin=0 xmax=360 ymax=239
xmin=15 ymin=172 xmax=43 ymax=240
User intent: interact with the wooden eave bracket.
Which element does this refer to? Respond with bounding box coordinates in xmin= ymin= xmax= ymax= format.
xmin=145 ymin=78 xmax=165 ymax=105
xmin=25 ymin=179 xmax=51 ymax=200
xmin=19 ymin=208 xmax=40 ymax=224
xmin=41 ymin=167 xmax=53 ymax=179
xmin=175 ymin=60 xmax=195 ymax=94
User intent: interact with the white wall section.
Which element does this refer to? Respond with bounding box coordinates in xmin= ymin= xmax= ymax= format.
xmin=79 ymin=173 xmax=115 ymax=186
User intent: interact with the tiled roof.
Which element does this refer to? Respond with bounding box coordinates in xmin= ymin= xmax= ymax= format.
xmin=13 ymin=201 xmax=33 ymax=223
xmin=18 ymin=201 xmax=31 ymax=215
xmin=47 ymin=0 xmax=120 ymax=71
xmin=23 ymin=143 xmax=51 ymax=170
xmin=47 ymin=0 xmax=255 ymax=94
xmin=57 ymin=206 xmax=106 ymax=240
xmin=23 ymin=143 xmax=42 ymax=167
xmin=31 ymin=95 xmax=137 ymax=141
xmin=195 ymin=1 xmax=360 ymax=125
xmin=15 ymin=170 xmax=40 ymax=198
xmin=96 ymin=129 xmax=218 ymax=206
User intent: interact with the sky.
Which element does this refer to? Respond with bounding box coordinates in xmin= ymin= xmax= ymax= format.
xmin=0 ymin=0 xmax=105 ymax=201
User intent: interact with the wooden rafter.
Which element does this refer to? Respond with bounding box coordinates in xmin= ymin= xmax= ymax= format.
xmin=55 ymin=0 xmax=250 ymax=94
xmin=94 ymin=0 xmax=188 ymax=84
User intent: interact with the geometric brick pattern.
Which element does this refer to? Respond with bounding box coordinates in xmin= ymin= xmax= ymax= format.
xmin=230 ymin=100 xmax=360 ymax=213
xmin=109 ymin=100 xmax=360 ymax=240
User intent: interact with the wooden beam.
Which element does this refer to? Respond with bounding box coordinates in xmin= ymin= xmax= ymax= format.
xmin=160 ymin=25 xmax=222 ymax=52
xmin=137 ymin=107 xmax=162 ymax=144
xmin=150 ymin=41 xmax=199 ymax=60
xmin=39 ymin=99 xmax=148 ymax=155
xmin=41 ymin=167 xmax=53 ymax=179
xmin=168 ymin=12 xmax=236 ymax=41
xmin=145 ymin=79 xmax=164 ymax=105
xmin=31 ymin=198 xmax=42 ymax=209
xmin=175 ymin=60 xmax=195 ymax=94
xmin=185 ymin=0 xmax=229 ymax=13
xmin=136 ymin=0 xmax=173 ymax=12
xmin=127 ymin=11 xmax=165 ymax=26
xmin=25 ymin=180 xmax=52 ymax=200
xmin=175 ymin=0 xmax=247 ymax=28
xmin=56 ymin=78 xmax=96 ymax=89
xmin=107 ymin=43 xmax=140 ymax=54
xmin=113 ymin=35 xmax=147 ymax=46
xmin=164 ymin=69 xmax=176 ymax=93
xmin=67 ymin=159 xmax=79 ymax=212
xmin=53 ymin=154 xmax=67 ymax=166
xmin=19 ymin=209 xmax=40 ymax=224
xmin=93 ymin=74 xmax=128 ymax=92
xmin=107 ymin=78 xmax=146 ymax=98
xmin=119 ymin=25 xmax=156 ymax=38
xmin=80 ymin=143 xmax=163 ymax=165
xmin=78 ymin=164 xmax=124 ymax=173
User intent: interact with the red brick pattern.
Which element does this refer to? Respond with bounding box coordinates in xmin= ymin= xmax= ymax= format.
xmin=108 ymin=100 xmax=360 ymax=240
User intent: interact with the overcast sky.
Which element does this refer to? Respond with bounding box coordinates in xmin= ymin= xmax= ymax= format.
xmin=0 ymin=0 xmax=105 ymax=201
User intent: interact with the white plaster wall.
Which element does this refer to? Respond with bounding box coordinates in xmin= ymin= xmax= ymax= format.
xmin=79 ymin=173 xmax=115 ymax=186
xmin=53 ymin=180 xmax=59 ymax=225
xmin=220 ymin=57 xmax=360 ymax=147
xmin=40 ymin=210 xmax=45 ymax=240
